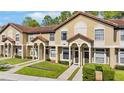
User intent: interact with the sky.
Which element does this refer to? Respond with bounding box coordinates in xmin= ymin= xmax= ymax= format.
xmin=0 ymin=11 xmax=61 ymax=26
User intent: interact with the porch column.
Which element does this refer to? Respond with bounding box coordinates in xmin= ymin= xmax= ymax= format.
xmin=44 ymin=46 xmax=46 ymax=61
xmin=37 ymin=44 xmax=40 ymax=60
xmin=89 ymin=47 xmax=91 ymax=63
xmin=55 ymin=46 xmax=58 ymax=63
xmin=78 ymin=45 xmax=81 ymax=66
xmin=26 ymin=45 xmax=28 ymax=58
xmin=7 ymin=44 xmax=9 ymax=57
xmin=11 ymin=44 xmax=13 ymax=58
xmin=21 ymin=45 xmax=24 ymax=59
xmin=72 ymin=47 xmax=75 ymax=64
xmin=3 ymin=45 xmax=5 ymax=57
xmin=32 ymin=45 xmax=34 ymax=60
xmin=69 ymin=45 xmax=71 ymax=66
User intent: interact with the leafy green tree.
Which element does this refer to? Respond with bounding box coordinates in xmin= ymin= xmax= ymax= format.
xmin=23 ymin=17 xmax=40 ymax=27
xmin=86 ymin=11 xmax=124 ymax=19
xmin=43 ymin=15 xmax=53 ymax=25
xmin=60 ymin=11 xmax=72 ymax=22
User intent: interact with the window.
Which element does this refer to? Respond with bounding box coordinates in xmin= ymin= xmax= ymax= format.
xmin=74 ymin=22 xmax=87 ymax=36
xmin=61 ymin=31 xmax=67 ymax=40
xmin=16 ymin=33 xmax=19 ymax=41
xmin=29 ymin=35 xmax=34 ymax=42
xmin=16 ymin=48 xmax=21 ymax=56
xmin=95 ymin=49 xmax=105 ymax=64
xmin=63 ymin=48 xmax=69 ymax=59
xmin=50 ymin=47 xmax=56 ymax=57
xmin=95 ymin=29 xmax=104 ymax=40
xmin=120 ymin=30 xmax=124 ymax=41
xmin=50 ymin=33 xmax=55 ymax=41
xmin=2 ymin=35 xmax=5 ymax=41
xmin=119 ymin=49 xmax=124 ymax=64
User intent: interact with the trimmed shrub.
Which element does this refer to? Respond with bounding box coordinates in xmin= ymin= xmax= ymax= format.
xmin=95 ymin=64 xmax=103 ymax=71
xmin=83 ymin=64 xmax=95 ymax=81
xmin=15 ymin=55 xmax=21 ymax=58
xmin=115 ymin=65 xmax=124 ymax=70
xmin=83 ymin=64 xmax=115 ymax=81
xmin=27 ymin=56 xmax=32 ymax=59
xmin=102 ymin=64 xmax=115 ymax=81
xmin=46 ymin=58 xmax=51 ymax=61
xmin=58 ymin=61 xmax=69 ymax=65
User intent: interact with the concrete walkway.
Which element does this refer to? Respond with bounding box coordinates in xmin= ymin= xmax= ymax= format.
xmin=58 ymin=64 xmax=78 ymax=80
xmin=0 ymin=57 xmax=11 ymax=61
xmin=72 ymin=67 xmax=82 ymax=81
xmin=0 ymin=72 xmax=57 ymax=81
xmin=5 ymin=60 xmax=42 ymax=74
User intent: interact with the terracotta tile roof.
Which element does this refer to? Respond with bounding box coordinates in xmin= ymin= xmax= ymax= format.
xmin=0 ymin=23 xmax=57 ymax=34
xmin=108 ymin=19 xmax=124 ymax=27
xmin=31 ymin=35 xmax=49 ymax=43
xmin=67 ymin=33 xmax=93 ymax=42
xmin=54 ymin=11 xmax=119 ymax=31
xmin=2 ymin=37 xmax=15 ymax=44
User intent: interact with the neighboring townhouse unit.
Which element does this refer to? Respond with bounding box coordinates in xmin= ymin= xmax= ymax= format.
xmin=0 ymin=12 xmax=124 ymax=68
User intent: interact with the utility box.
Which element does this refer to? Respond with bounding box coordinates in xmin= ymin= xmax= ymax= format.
xmin=95 ymin=71 xmax=102 ymax=81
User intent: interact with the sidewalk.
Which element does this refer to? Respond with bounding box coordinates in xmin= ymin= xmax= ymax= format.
xmin=57 ymin=64 xmax=78 ymax=80
xmin=0 ymin=72 xmax=57 ymax=81
xmin=5 ymin=60 xmax=42 ymax=74
xmin=72 ymin=67 xmax=82 ymax=81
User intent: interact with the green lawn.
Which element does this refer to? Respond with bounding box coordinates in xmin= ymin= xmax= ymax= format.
xmin=114 ymin=69 xmax=124 ymax=81
xmin=0 ymin=58 xmax=30 ymax=65
xmin=15 ymin=61 xmax=68 ymax=78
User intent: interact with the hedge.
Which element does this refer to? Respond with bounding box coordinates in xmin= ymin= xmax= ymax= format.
xmin=115 ymin=65 xmax=124 ymax=70
xmin=83 ymin=64 xmax=115 ymax=81
xmin=58 ymin=61 xmax=69 ymax=65
xmin=83 ymin=64 xmax=95 ymax=81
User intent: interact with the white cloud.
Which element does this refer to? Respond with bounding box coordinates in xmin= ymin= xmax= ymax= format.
xmin=26 ymin=11 xmax=61 ymax=21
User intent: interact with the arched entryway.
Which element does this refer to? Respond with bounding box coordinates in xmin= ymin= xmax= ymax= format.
xmin=3 ymin=43 xmax=13 ymax=57
xmin=80 ymin=43 xmax=91 ymax=66
xmin=32 ymin=42 xmax=46 ymax=60
xmin=69 ymin=42 xmax=91 ymax=66
xmin=70 ymin=43 xmax=79 ymax=65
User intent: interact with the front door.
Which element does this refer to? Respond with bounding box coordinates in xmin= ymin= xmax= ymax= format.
xmin=74 ymin=50 xmax=78 ymax=64
xmin=83 ymin=51 xmax=89 ymax=64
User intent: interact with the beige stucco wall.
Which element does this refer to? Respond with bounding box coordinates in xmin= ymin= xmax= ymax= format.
xmin=0 ymin=26 xmax=23 ymax=44
xmin=54 ymin=15 xmax=119 ymax=46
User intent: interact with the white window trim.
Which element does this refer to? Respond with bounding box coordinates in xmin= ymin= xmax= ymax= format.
xmin=118 ymin=49 xmax=124 ymax=65
xmin=94 ymin=28 xmax=105 ymax=41
xmin=62 ymin=48 xmax=69 ymax=60
xmin=61 ymin=31 xmax=67 ymax=41
xmin=15 ymin=32 xmax=20 ymax=42
xmin=94 ymin=49 xmax=106 ymax=64
xmin=50 ymin=47 xmax=56 ymax=58
xmin=28 ymin=35 xmax=34 ymax=42
xmin=120 ymin=30 xmax=124 ymax=41
xmin=49 ymin=33 xmax=55 ymax=41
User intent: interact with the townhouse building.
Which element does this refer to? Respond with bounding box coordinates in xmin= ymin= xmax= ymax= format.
xmin=0 ymin=12 xmax=124 ymax=68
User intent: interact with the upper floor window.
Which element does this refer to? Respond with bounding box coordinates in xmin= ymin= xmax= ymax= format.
xmin=29 ymin=35 xmax=34 ymax=42
xmin=61 ymin=31 xmax=67 ymax=41
xmin=120 ymin=30 xmax=124 ymax=41
xmin=95 ymin=29 xmax=104 ymax=40
xmin=16 ymin=33 xmax=20 ymax=41
xmin=74 ymin=22 xmax=87 ymax=36
xmin=50 ymin=33 xmax=55 ymax=41
xmin=2 ymin=35 xmax=5 ymax=41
